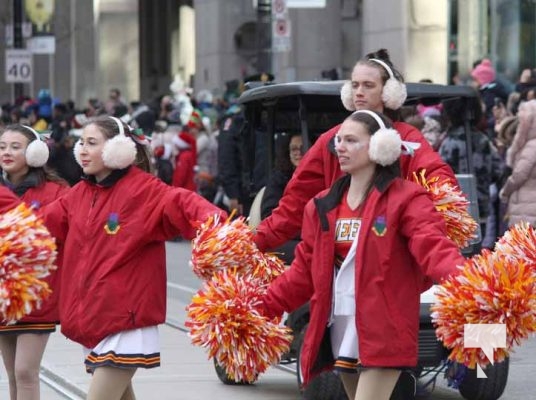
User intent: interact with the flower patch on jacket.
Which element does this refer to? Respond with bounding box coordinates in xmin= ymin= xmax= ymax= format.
xmin=372 ymin=215 xmax=387 ymax=237
xmin=104 ymin=212 xmax=121 ymax=235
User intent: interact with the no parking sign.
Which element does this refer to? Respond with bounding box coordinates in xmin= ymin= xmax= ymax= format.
xmin=272 ymin=0 xmax=291 ymax=52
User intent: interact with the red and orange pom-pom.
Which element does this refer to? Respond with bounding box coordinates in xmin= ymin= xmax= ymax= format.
xmin=494 ymin=222 xmax=536 ymax=271
xmin=191 ymin=214 xmax=286 ymax=284
xmin=191 ymin=214 xmax=258 ymax=280
xmin=0 ymin=204 xmax=57 ymax=323
xmin=413 ymin=171 xmax=478 ymax=248
xmin=250 ymin=252 xmax=286 ymax=286
xmin=186 ymin=269 xmax=292 ymax=382
xmin=432 ymin=250 xmax=536 ymax=369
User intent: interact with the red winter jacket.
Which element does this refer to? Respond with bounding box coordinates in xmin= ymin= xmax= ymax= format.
xmin=262 ymin=176 xmax=465 ymax=386
xmin=254 ymin=122 xmax=455 ymax=252
xmin=0 ymin=186 xmax=20 ymax=212
xmin=18 ymin=181 xmax=68 ymax=324
xmin=42 ymin=167 xmax=225 ymax=348
xmin=172 ymin=131 xmax=197 ymax=191
xmin=172 ymin=149 xmax=197 ymax=191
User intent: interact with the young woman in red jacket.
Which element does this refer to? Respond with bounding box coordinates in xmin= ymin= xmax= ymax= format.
xmin=254 ymin=48 xmax=456 ymax=253
xmin=0 ymin=124 xmax=68 ymax=400
xmin=41 ymin=116 xmax=225 ymax=400
xmin=261 ymin=111 xmax=465 ymax=400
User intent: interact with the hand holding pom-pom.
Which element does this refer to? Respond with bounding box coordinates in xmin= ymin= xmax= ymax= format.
xmin=191 ymin=214 xmax=286 ymax=285
xmin=432 ymin=250 xmax=536 ymax=369
xmin=186 ymin=269 xmax=292 ymax=382
xmin=0 ymin=204 xmax=57 ymax=322
xmin=191 ymin=214 xmax=258 ymax=280
xmin=413 ymin=171 xmax=478 ymax=248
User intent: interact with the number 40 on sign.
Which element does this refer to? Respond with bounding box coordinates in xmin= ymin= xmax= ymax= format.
xmin=5 ymin=49 xmax=33 ymax=83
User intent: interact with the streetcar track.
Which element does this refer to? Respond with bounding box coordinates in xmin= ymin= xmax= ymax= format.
xmin=165 ymin=282 xmax=298 ymax=377
xmin=37 ymin=281 xmax=295 ymax=398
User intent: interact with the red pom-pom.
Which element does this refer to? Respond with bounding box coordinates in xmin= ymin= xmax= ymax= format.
xmin=191 ymin=214 xmax=286 ymax=284
xmin=185 ymin=269 xmax=292 ymax=382
xmin=432 ymin=250 xmax=536 ymax=369
xmin=494 ymin=222 xmax=536 ymax=271
xmin=0 ymin=204 xmax=57 ymax=322
xmin=191 ymin=214 xmax=258 ymax=280
xmin=413 ymin=171 xmax=479 ymax=248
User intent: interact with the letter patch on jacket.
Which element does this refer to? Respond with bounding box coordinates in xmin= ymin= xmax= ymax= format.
xmin=335 ymin=218 xmax=362 ymax=242
xmin=104 ymin=212 xmax=121 ymax=235
xmin=372 ymin=216 xmax=387 ymax=237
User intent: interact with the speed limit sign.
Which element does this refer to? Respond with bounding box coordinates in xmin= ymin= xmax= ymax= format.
xmin=5 ymin=49 xmax=33 ymax=83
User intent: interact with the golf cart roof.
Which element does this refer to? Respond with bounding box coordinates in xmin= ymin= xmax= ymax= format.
xmin=239 ymin=81 xmax=478 ymax=109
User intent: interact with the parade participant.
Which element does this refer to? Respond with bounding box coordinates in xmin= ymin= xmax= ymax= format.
xmin=41 ymin=116 xmax=226 ymax=400
xmin=0 ymin=124 xmax=68 ymax=400
xmin=253 ymin=49 xmax=456 ymax=253
xmin=260 ymin=111 xmax=465 ymax=400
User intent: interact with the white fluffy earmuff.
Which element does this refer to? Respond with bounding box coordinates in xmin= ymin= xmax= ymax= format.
xmin=353 ymin=110 xmax=402 ymax=166
xmin=340 ymin=80 xmax=355 ymax=111
xmin=101 ymin=117 xmax=137 ymax=169
xmin=73 ymin=138 xmax=82 ymax=168
xmin=369 ymin=58 xmax=407 ymax=110
xmin=23 ymin=125 xmax=49 ymax=168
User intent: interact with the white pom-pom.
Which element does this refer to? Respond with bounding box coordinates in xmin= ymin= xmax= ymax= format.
xmin=382 ymin=78 xmax=407 ymax=110
xmin=340 ymin=81 xmax=355 ymax=111
xmin=101 ymin=135 xmax=137 ymax=169
xmin=368 ymin=128 xmax=402 ymax=166
xmin=25 ymin=140 xmax=50 ymax=168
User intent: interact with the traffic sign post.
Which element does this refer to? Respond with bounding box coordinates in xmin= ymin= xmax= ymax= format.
xmin=272 ymin=18 xmax=291 ymax=52
xmin=272 ymin=0 xmax=287 ymax=18
xmin=5 ymin=49 xmax=33 ymax=83
xmin=272 ymin=0 xmax=291 ymax=53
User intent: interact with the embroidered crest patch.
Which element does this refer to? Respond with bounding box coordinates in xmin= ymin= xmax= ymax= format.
xmin=371 ymin=216 xmax=387 ymax=237
xmin=104 ymin=213 xmax=121 ymax=235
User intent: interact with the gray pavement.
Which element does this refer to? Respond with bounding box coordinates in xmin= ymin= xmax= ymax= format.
xmin=1 ymin=239 xmax=535 ymax=399
xmin=0 ymin=295 xmax=301 ymax=400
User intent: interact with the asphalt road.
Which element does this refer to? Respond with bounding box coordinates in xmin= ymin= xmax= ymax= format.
xmin=165 ymin=240 xmax=536 ymax=400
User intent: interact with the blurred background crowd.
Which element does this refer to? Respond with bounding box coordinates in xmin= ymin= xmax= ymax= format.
xmin=2 ymin=57 xmax=536 ymax=249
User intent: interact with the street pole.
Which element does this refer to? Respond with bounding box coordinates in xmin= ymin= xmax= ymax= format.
xmin=13 ymin=0 xmax=24 ymax=99
xmin=256 ymin=0 xmax=272 ymax=74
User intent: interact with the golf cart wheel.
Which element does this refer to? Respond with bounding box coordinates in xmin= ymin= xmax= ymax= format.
xmin=296 ymin=324 xmax=348 ymax=400
xmin=213 ymin=357 xmax=256 ymax=385
xmin=458 ymin=358 xmax=509 ymax=400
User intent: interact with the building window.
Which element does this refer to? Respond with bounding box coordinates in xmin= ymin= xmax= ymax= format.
xmin=448 ymin=0 xmax=536 ymax=87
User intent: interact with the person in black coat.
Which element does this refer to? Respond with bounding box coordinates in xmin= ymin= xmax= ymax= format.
xmin=260 ymin=132 xmax=303 ymax=263
xmin=218 ymin=105 xmax=268 ymax=216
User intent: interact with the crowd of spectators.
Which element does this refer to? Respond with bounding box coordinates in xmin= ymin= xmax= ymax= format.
xmin=401 ymin=60 xmax=536 ymax=247
xmin=2 ymin=59 xmax=536 ymax=249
